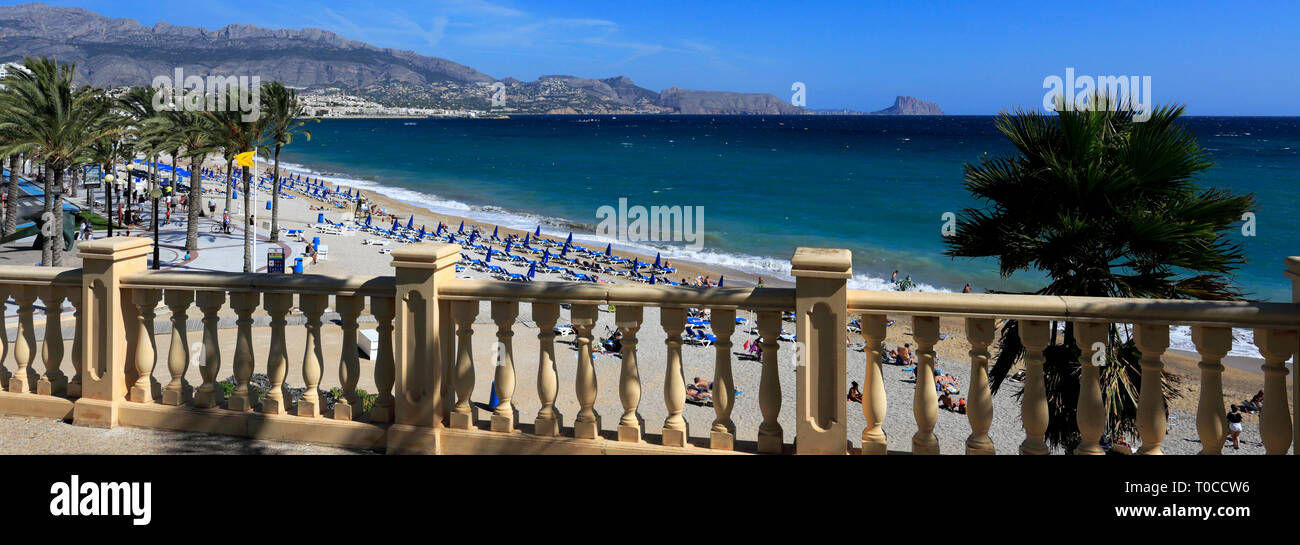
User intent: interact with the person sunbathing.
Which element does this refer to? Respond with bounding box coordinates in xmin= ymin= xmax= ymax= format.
xmin=939 ymin=392 xmax=955 ymax=411
xmin=686 ymin=385 xmax=712 ymax=403
xmin=692 ymin=377 xmax=713 ymax=392
xmin=847 ymin=381 xmax=863 ymax=404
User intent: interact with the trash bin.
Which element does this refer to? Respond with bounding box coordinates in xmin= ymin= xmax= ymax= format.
xmin=317 ymin=213 xmax=324 ymax=223
xmin=294 ymin=257 xmax=303 ymax=274
xmin=266 ymin=201 xmax=273 ymax=210
xmin=312 ymin=236 xmax=320 ymax=248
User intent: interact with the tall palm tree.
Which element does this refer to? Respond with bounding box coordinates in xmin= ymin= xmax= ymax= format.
xmin=262 ymin=81 xmax=317 ymax=242
xmin=944 ymin=96 xmax=1254 ymax=452
xmin=0 ymin=57 xmax=116 ymax=266
xmin=206 ymin=86 xmax=267 ymax=272
xmin=3 ymin=155 xmax=18 ymax=236
xmin=149 ymin=107 xmax=221 ymax=252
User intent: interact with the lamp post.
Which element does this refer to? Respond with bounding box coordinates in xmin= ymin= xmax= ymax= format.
xmin=150 ymin=187 xmax=162 ymax=270
xmin=103 ymin=173 xmax=115 ymax=237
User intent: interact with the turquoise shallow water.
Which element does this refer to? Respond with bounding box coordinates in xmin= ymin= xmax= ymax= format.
xmin=278 ymin=115 xmax=1300 ymax=302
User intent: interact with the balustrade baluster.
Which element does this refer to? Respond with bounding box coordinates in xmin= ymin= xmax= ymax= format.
xmin=964 ymin=317 xmax=995 ymax=454
xmin=709 ymin=308 xmax=738 ymax=450
xmin=449 ymin=300 xmax=478 ymax=429
xmin=1133 ymin=324 xmax=1169 ymax=454
xmin=490 ymin=301 xmax=519 ymax=432
xmin=912 ymin=316 xmax=941 ymax=454
xmin=228 ymin=292 xmax=260 ymax=412
xmin=856 ymin=313 xmax=888 ymax=455
xmin=37 ymin=287 xmax=67 ymax=395
xmin=333 ymin=295 xmax=364 ymax=421
xmin=1074 ymin=322 xmax=1108 ymax=455
xmin=533 ymin=303 xmax=562 ymax=436
xmin=261 ymin=293 xmax=293 ymax=414
xmin=9 ymin=287 xmax=37 ymax=393
xmin=1192 ymin=326 xmax=1231 ymax=455
xmin=193 ymin=291 xmax=226 ymax=408
xmin=1019 ymin=319 xmax=1051 ymax=455
xmin=297 ymin=294 xmax=328 ymax=418
xmin=161 ymin=290 xmax=194 ymax=406
xmin=756 ymin=310 xmax=783 ymax=453
xmin=0 ymin=286 xmax=9 ymax=387
xmin=369 ymin=296 xmax=397 ymax=423
xmin=128 ymin=289 xmax=162 ymax=403
xmin=616 ymin=306 xmax=644 ymax=443
xmin=1253 ymin=328 xmax=1296 ymax=455
xmin=661 ymin=306 xmax=688 ymax=447
xmin=572 ymin=304 xmax=600 ymax=439
xmin=66 ymin=289 xmax=84 ymax=398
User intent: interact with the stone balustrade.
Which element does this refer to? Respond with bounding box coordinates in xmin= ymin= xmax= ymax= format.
xmin=0 ymin=239 xmax=1294 ymax=455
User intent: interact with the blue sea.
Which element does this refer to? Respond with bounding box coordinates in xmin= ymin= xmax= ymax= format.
xmin=278 ymin=115 xmax=1300 ymax=303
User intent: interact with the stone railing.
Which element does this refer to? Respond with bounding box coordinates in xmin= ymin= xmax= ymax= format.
xmin=0 ymin=239 xmax=1295 ymax=455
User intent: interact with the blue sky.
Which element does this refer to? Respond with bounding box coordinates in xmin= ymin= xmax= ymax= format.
xmin=32 ymin=0 xmax=1300 ymax=114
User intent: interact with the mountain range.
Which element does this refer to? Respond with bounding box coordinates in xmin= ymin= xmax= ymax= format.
xmin=0 ymin=2 xmax=940 ymax=116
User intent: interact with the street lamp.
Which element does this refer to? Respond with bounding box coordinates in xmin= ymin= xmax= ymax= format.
xmin=150 ymin=187 xmax=162 ymax=270
xmin=103 ymin=173 xmax=115 ymax=237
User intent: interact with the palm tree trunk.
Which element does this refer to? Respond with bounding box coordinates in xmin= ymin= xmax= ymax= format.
xmin=4 ymin=155 xmax=18 ymax=235
xmin=242 ymin=165 xmax=252 ymax=273
xmin=186 ymin=156 xmax=202 ymax=251
xmin=50 ymin=164 xmax=65 ymax=266
xmin=69 ymin=166 xmax=78 ymax=199
xmin=40 ymin=162 xmax=53 ymax=266
xmin=270 ymin=145 xmax=281 ymax=242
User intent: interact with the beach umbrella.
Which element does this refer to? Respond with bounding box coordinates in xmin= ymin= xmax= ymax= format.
xmin=458 ymin=221 xmax=465 ymax=234
xmin=535 ymin=225 xmax=541 ymax=237
xmin=523 ymin=233 xmax=531 ymax=247
xmin=469 ymin=230 xmax=478 ymax=244
xmin=559 ymin=242 xmax=569 ymax=258
xmin=632 ymin=258 xmax=640 ymax=273
xmin=541 ymin=249 xmax=551 ymax=265
xmin=491 ymin=226 xmax=499 ymax=239
xmin=718 ymin=276 xmax=724 ymax=287
xmin=485 ymin=249 xmax=492 ymax=263
xmin=418 ymin=225 xmax=426 ymax=239
xmin=654 ymin=252 xmax=661 ymax=269
xmin=527 ymin=262 xmax=536 ymax=278
xmin=649 ymin=275 xmax=657 ymax=285
xmin=391 ymin=218 xmax=399 ymax=231
xmin=605 ymin=243 xmax=612 ymax=256
xmin=365 ymin=213 xmax=372 ymax=227
xmin=565 ymin=232 xmax=573 ymax=246
xmin=505 ymin=240 xmax=513 ymax=255
xmin=407 ymin=216 xmax=414 ymax=230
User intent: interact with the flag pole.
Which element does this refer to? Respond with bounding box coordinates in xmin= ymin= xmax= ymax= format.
xmin=253 ymin=150 xmax=258 ymax=272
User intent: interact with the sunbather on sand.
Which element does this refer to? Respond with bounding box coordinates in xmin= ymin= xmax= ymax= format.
xmin=848 ymin=381 xmax=863 ymax=404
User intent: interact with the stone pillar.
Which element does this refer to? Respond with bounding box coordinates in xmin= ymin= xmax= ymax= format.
xmin=129 ymin=289 xmax=163 ymax=403
xmin=0 ymin=286 xmax=8 ymax=387
xmin=710 ymin=308 xmax=738 ymax=450
xmin=911 ymin=316 xmax=941 ymax=455
xmin=9 ymin=286 xmax=38 ymax=393
xmin=228 ymin=291 xmax=260 ymax=412
xmin=66 ymin=289 xmax=84 ymax=398
xmin=161 ymin=290 xmax=195 ymax=406
xmin=572 ymin=303 xmax=600 ymax=439
xmin=1191 ymin=326 xmax=1231 ymax=455
xmin=1133 ymin=324 xmax=1169 ymax=454
xmin=1288 ymin=256 xmax=1300 ymax=454
xmin=791 ymin=247 xmax=851 ymax=455
xmin=533 ymin=303 xmax=563 ymax=437
xmin=616 ymin=306 xmax=644 ymax=443
xmin=449 ymin=300 xmax=478 ymax=429
xmin=333 ymin=295 xmax=364 ymax=421
xmin=369 ymin=296 xmax=397 ymax=423
xmin=261 ymin=293 xmax=293 ymax=414
xmin=297 ymin=294 xmax=328 ymax=418
xmin=388 ymin=243 xmax=459 ymax=453
xmin=1019 ymin=320 xmax=1051 ymax=455
xmin=193 ymin=291 xmax=226 ymax=409
xmin=490 ymin=301 xmax=519 ymax=433
xmin=74 ymin=237 xmax=153 ymax=428
xmin=37 ymin=287 xmax=68 ymax=395
xmin=661 ymin=306 xmax=688 ymax=447
xmin=1074 ymin=321 xmax=1109 ymax=455
xmin=756 ymin=311 xmax=784 ymax=453
xmin=858 ymin=314 xmax=888 ymax=455
xmin=964 ymin=317 xmax=995 ymax=455
xmin=1254 ymin=328 xmax=1295 ymax=455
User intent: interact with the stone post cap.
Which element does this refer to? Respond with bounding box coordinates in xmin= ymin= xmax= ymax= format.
xmin=391 ymin=242 xmax=460 ymax=270
xmin=791 ymin=247 xmax=852 ymax=279
xmin=77 ymin=237 xmax=153 ymax=261
xmin=1286 ymin=256 xmax=1300 ymax=278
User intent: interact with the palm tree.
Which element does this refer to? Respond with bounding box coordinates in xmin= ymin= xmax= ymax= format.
xmin=149 ymin=107 xmax=221 ymax=252
xmin=3 ymin=155 xmax=18 ymax=236
xmin=262 ymin=81 xmax=317 ymax=242
xmin=206 ymin=86 xmax=267 ymax=272
xmin=0 ymin=57 xmax=116 ymax=266
xmin=943 ymin=96 xmax=1255 ymax=452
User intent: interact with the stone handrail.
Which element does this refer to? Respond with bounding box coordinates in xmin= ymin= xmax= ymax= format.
xmin=0 ymin=238 xmax=1293 ymax=456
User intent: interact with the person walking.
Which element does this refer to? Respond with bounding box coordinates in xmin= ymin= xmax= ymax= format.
xmin=1226 ymin=406 xmax=1244 ymax=450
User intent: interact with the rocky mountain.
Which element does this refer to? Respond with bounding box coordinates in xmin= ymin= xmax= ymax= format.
xmin=868 ymin=95 xmax=944 ymax=115
xmin=0 ymin=2 xmax=909 ymax=115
